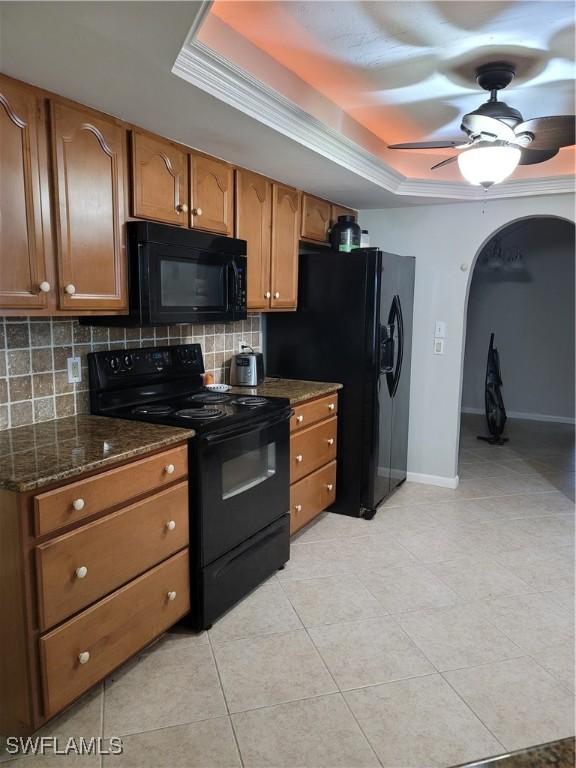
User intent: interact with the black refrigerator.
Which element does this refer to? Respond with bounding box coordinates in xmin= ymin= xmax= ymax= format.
xmin=266 ymin=247 xmax=415 ymax=518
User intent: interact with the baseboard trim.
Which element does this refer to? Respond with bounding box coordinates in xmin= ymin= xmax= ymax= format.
xmin=406 ymin=472 xmax=460 ymax=489
xmin=461 ymin=407 xmax=575 ymax=425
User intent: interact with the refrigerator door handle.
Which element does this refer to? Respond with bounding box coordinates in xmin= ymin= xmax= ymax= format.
xmin=386 ymin=295 xmax=404 ymax=397
xmin=379 ymin=324 xmax=395 ymax=374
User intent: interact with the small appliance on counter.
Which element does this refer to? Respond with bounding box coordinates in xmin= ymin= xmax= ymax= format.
xmin=230 ymin=345 xmax=265 ymax=386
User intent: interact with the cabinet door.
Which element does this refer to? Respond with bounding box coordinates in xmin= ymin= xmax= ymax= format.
xmin=235 ymin=169 xmax=272 ymax=310
xmin=131 ymin=131 xmax=189 ymax=226
xmin=301 ymin=194 xmax=331 ymax=242
xmin=330 ymin=204 xmax=356 ymax=229
xmin=50 ymin=101 xmax=127 ymax=311
xmin=270 ymin=184 xmax=299 ymax=310
xmin=0 ymin=76 xmax=49 ymax=309
xmin=190 ymin=154 xmax=233 ymax=236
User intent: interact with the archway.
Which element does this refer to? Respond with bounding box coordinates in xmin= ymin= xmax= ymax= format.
xmin=458 ymin=215 xmax=575 ymax=498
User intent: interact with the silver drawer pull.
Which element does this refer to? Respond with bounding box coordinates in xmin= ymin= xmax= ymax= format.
xmin=72 ymin=498 xmax=85 ymax=511
xmin=295 ymin=454 xmax=303 ymax=463
xmin=75 ymin=566 xmax=88 ymax=579
xmin=167 ymin=591 xmax=177 ymax=601
xmin=164 ymin=463 xmax=175 ymax=475
xmin=78 ymin=651 xmax=90 ymax=665
xmin=328 ymin=403 xmax=335 ymax=411
xmin=166 ymin=520 xmax=176 ymax=531
xmin=296 ymin=415 xmax=304 ymax=423
xmin=326 ymin=438 xmax=334 ymax=445
xmin=326 ymin=483 xmax=334 ymax=491
xmin=295 ymin=504 xmax=302 ymax=512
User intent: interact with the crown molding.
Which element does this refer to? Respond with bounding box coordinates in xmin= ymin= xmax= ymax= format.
xmin=173 ymin=35 xmax=575 ymax=202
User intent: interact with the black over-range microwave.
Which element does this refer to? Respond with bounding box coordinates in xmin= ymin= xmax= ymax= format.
xmin=86 ymin=221 xmax=247 ymax=327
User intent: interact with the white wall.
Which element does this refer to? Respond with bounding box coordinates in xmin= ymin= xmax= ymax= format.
xmin=462 ymin=219 xmax=575 ymax=422
xmin=360 ymin=193 xmax=575 ymax=484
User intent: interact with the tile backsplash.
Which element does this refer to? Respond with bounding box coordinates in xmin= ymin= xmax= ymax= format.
xmin=0 ymin=316 xmax=262 ymax=431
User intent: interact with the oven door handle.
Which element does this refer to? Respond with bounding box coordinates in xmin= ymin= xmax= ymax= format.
xmin=202 ymin=408 xmax=293 ymax=445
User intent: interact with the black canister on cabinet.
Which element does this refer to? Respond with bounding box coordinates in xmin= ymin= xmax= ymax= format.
xmin=330 ymin=215 xmax=361 ymax=253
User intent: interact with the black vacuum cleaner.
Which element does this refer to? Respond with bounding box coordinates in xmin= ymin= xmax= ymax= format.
xmin=477 ymin=333 xmax=509 ymax=445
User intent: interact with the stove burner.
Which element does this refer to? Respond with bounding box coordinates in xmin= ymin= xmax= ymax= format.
xmin=131 ymin=404 xmax=174 ymax=416
xmin=175 ymin=407 xmax=224 ymax=420
xmin=188 ymin=392 xmax=229 ymax=404
xmin=233 ymin=397 xmax=268 ymax=407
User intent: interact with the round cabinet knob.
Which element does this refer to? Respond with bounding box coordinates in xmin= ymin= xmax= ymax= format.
xmin=164 ymin=464 xmax=175 ymax=475
xmin=166 ymin=520 xmax=176 ymax=531
xmin=176 ymin=203 xmax=189 ymax=213
xmin=78 ymin=651 xmax=90 ymax=665
xmin=265 ymin=291 xmax=271 ymax=299
xmin=167 ymin=591 xmax=177 ymax=601
xmin=327 ymin=438 xmax=334 ymax=445
xmin=326 ymin=483 xmax=334 ymax=492
xmin=274 ymin=292 xmax=280 ymax=299
xmin=328 ymin=403 xmax=335 ymax=411
xmin=296 ymin=454 xmax=303 ymax=463
xmin=192 ymin=207 xmax=203 ymax=216
xmin=39 ymin=281 xmax=51 ymax=293
xmin=75 ymin=566 xmax=88 ymax=579
xmin=296 ymin=415 xmax=304 ymax=423
xmin=295 ymin=504 xmax=302 ymax=512
xmin=65 ymin=284 xmax=76 ymax=295
xmin=72 ymin=498 xmax=85 ymax=511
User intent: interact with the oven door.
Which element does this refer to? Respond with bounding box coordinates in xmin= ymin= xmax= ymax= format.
xmin=197 ymin=410 xmax=291 ymax=565
xmin=141 ymin=242 xmax=236 ymax=324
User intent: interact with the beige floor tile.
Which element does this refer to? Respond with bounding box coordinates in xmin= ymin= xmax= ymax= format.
xmin=208 ymin=581 xmax=302 ymax=644
xmin=396 ymin=603 xmax=523 ymax=671
xmin=509 ymin=514 xmax=575 ymax=548
xmin=277 ymin=538 xmax=352 ymax=581
xmin=359 ymin=562 xmax=459 ymax=614
xmin=342 ymin=534 xmax=417 ymax=573
xmin=344 ymin=674 xmax=502 ymax=768
xmin=393 ymin=525 xmax=486 ymax=564
xmin=492 ymin=544 xmax=574 ymax=590
xmin=103 ymin=717 xmax=241 ymax=768
xmin=212 ymin=629 xmax=337 ymax=713
xmin=309 ymin=616 xmax=434 ymax=690
xmin=542 ymin=586 xmax=576 ymax=616
xmin=444 ymin=657 xmax=575 ymax=751
xmin=476 ymin=593 xmax=575 ymax=654
xmin=281 ymin=574 xmax=385 ymax=627
xmin=232 ymin=694 xmax=379 ymax=768
xmin=293 ymin=512 xmax=374 ymax=543
xmin=141 ymin=626 xmax=208 ymax=654
xmin=430 ymin=556 xmax=534 ymax=601
xmin=103 ymin=643 xmax=227 ymax=736
xmin=531 ymin=642 xmax=575 ymax=693
xmin=370 ymin=504 xmax=440 ymax=536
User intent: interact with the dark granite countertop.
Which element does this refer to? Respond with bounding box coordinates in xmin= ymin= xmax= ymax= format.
xmin=453 ymin=737 xmax=575 ymax=768
xmin=0 ymin=416 xmax=194 ymax=493
xmin=229 ymin=377 xmax=342 ymax=405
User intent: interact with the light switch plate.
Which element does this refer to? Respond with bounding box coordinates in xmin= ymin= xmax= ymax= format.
xmin=67 ymin=356 xmax=82 ymax=384
xmin=433 ymin=339 xmax=445 ymax=355
xmin=435 ymin=321 xmax=446 ymax=339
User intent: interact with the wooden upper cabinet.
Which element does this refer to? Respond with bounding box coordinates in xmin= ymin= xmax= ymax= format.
xmin=235 ymin=169 xmax=272 ymax=311
xmin=301 ymin=194 xmax=331 ymax=242
xmin=190 ymin=154 xmax=233 ymax=236
xmin=50 ymin=101 xmax=127 ymax=312
xmin=0 ymin=76 xmax=49 ymax=309
xmin=331 ymin=204 xmax=356 ymax=228
xmin=131 ymin=131 xmax=189 ymax=226
xmin=271 ymin=184 xmax=299 ymax=310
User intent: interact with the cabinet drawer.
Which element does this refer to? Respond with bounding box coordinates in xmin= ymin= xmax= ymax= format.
xmin=34 ymin=445 xmax=188 ymax=536
xmin=40 ymin=550 xmax=190 ymax=717
xmin=290 ymin=461 xmax=336 ymax=535
xmin=36 ymin=482 xmax=189 ymax=630
xmin=290 ymin=417 xmax=337 ymax=483
xmin=291 ymin=394 xmax=338 ymax=432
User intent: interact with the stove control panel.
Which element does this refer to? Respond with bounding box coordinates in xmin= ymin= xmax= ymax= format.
xmin=90 ymin=344 xmax=204 ymax=385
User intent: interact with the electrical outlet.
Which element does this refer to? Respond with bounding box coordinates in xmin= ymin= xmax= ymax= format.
xmin=67 ymin=356 xmax=82 ymax=384
xmin=238 ymin=339 xmax=251 ymax=352
xmin=435 ymin=321 xmax=446 ymax=339
xmin=433 ymin=339 xmax=445 ymax=355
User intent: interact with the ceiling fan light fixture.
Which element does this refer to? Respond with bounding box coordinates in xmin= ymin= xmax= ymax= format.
xmin=457 ymin=144 xmax=521 ymax=187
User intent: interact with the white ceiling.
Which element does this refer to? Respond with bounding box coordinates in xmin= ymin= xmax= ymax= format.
xmin=206 ymin=0 xmax=575 ymax=179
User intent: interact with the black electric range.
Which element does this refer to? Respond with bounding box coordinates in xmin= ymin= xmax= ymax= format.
xmin=88 ymin=343 xmax=291 ymax=630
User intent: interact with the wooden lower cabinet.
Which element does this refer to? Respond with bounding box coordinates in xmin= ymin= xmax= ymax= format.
xmin=0 ymin=442 xmax=190 ymax=736
xmin=289 ymin=392 xmax=339 ymax=535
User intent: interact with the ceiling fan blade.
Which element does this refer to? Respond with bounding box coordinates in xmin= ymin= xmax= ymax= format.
xmin=388 ymin=140 xmax=465 ymax=150
xmin=514 ymin=116 xmax=575 ymax=150
xmin=461 ymin=113 xmax=516 ymax=141
xmin=430 ymin=156 xmax=458 ymax=170
xmin=518 ymin=148 xmax=559 ymax=165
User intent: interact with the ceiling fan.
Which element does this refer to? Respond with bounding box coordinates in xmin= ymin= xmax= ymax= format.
xmin=388 ymin=62 xmax=575 ymax=187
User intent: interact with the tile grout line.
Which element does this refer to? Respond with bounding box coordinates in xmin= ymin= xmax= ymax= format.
xmin=207 ymin=629 xmax=245 ymax=768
